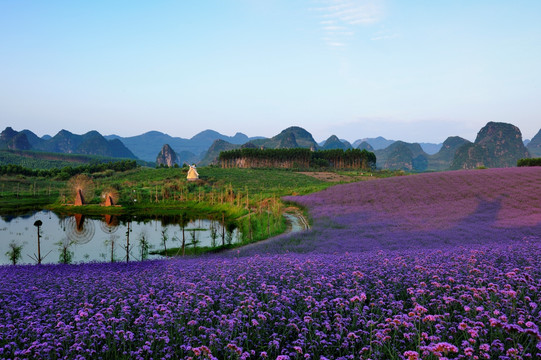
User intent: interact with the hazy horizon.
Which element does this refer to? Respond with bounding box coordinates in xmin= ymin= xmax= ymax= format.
xmin=5 ymin=121 xmax=539 ymax=146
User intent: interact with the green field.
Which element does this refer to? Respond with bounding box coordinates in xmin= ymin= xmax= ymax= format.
xmin=0 ymin=165 xmax=402 ymax=214
xmin=0 ymin=165 xmax=398 ymax=253
xmin=0 ymin=149 xmax=153 ymax=169
xmin=0 ymin=166 xmax=329 ymax=250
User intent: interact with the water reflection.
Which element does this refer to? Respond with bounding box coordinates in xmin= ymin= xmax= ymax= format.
xmin=0 ymin=211 xmax=243 ymax=265
xmin=100 ymin=214 xmax=119 ymax=233
xmin=65 ymin=214 xmax=95 ymax=245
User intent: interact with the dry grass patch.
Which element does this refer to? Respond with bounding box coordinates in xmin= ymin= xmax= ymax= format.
xmin=297 ymin=171 xmax=369 ymax=183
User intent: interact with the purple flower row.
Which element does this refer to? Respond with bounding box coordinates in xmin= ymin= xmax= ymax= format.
xmin=1 ymin=240 xmax=539 ymax=359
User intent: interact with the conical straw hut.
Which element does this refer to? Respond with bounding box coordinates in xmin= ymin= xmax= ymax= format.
xmin=187 ymin=164 xmax=199 ymax=181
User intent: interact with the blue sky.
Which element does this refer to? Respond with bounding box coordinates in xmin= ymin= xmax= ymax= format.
xmin=1 ymin=0 xmax=540 ymax=143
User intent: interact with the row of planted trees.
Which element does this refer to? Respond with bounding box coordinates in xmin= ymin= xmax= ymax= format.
xmin=218 ymin=148 xmax=376 ymax=170
xmin=311 ymin=149 xmax=376 ymax=169
xmin=219 ymin=148 xmax=312 ymax=169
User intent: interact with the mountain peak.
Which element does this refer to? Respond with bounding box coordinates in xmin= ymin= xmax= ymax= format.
xmin=1 ymin=127 xmax=18 ymax=142
xmin=322 ymin=135 xmax=349 ymax=150
xmin=526 ymin=128 xmax=541 ymax=157
xmin=56 ymin=129 xmax=73 ymax=137
xmin=451 ymin=122 xmax=529 ymax=169
xmin=156 ymin=144 xmax=179 ymax=167
xmin=277 ymin=132 xmax=299 ymax=148
xmin=191 ymin=129 xmax=221 ymax=141
xmin=273 ymin=126 xmax=318 ymax=149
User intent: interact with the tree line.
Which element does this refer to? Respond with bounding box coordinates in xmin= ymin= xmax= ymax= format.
xmin=219 ymin=148 xmax=312 ymax=169
xmin=219 ymin=148 xmax=376 ymax=170
xmin=0 ymin=160 xmax=138 ymax=178
xmin=312 ymin=149 xmax=376 ymax=169
xmin=517 ymin=158 xmax=541 ymax=167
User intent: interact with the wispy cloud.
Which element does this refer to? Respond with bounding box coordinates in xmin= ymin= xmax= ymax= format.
xmin=312 ymin=0 xmax=385 ymax=47
xmin=370 ymin=29 xmax=400 ymax=41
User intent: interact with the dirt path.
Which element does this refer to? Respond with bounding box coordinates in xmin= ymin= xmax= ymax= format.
xmin=297 ymin=171 xmax=375 ymax=183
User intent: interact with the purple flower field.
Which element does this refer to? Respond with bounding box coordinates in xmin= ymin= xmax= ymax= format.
xmin=267 ymin=167 xmax=541 ymax=254
xmin=1 ymin=168 xmax=540 ymax=359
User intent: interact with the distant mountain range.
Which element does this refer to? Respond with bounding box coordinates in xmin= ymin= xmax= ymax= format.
xmin=198 ymin=126 xmax=449 ymax=168
xmin=1 ymin=127 xmax=136 ymax=159
xmin=2 ymin=122 xmax=539 ymax=171
xmin=198 ymin=122 xmax=535 ymax=171
xmin=105 ymin=130 xmax=262 ymax=163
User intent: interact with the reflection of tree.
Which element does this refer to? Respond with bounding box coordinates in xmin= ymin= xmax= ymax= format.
xmin=189 ymin=229 xmax=199 ymax=249
xmin=177 ymin=213 xmax=190 ymax=256
xmin=210 ymin=221 xmax=218 ymax=248
xmin=161 ymin=229 xmax=168 ymax=255
xmin=122 ymin=222 xmax=133 ymax=263
xmin=104 ymin=234 xmax=119 ymax=263
xmin=226 ymin=222 xmax=237 ymax=246
xmin=57 ymin=237 xmax=73 ymax=264
xmin=138 ymin=231 xmax=151 ymax=261
xmin=221 ymin=214 xmax=226 ymax=246
xmin=5 ymin=241 xmax=23 ymax=265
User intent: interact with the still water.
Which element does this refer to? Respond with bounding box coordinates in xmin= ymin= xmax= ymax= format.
xmin=0 ymin=211 xmax=242 ymax=265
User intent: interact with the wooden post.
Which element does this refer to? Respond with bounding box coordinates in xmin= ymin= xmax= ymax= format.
xmin=126 ymin=222 xmax=130 ymax=263
xmin=182 ymin=225 xmax=186 ymax=256
xmin=111 ymin=237 xmax=115 ymax=263
xmin=222 ymin=213 xmax=225 ymax=246
xmin=249 ymin=212 xmax=253 ymax=241
xmin=34 ymin=220 xmax=42 ymax=265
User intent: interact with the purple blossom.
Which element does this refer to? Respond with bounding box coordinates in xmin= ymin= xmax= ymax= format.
xmin=1 ymin=167 xmax=540 ymax=358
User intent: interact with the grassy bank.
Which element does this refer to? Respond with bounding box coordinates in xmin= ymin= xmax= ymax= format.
xmin=0 ymin=167 xmax=335 ymax=213
xmin=0 ymin=166 xmax=391 ymax=253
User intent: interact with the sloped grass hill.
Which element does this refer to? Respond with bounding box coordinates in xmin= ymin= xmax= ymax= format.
xmin=245 ymin=167 xmax=541 ymax=254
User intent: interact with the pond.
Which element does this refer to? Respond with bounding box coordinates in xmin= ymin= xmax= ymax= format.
xmin=0 ymin=211 xmax=243 ymax=265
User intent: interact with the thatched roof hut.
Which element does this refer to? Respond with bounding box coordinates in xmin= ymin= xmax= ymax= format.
xmin=187 ymin=164 xmax=199 ymax=181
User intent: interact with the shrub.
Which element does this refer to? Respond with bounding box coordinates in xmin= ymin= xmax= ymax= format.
xmin=517 ymin=157 xmax=541 ymax=167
